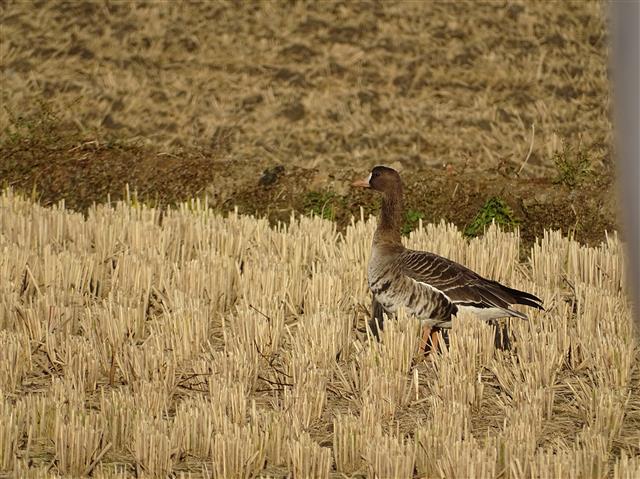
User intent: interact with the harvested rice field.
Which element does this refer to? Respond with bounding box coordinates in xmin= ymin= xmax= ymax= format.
xmin=1 ymin=1 xmax=636 ymax=477
xmin=0 ymin=190 xmax=638 ymax=478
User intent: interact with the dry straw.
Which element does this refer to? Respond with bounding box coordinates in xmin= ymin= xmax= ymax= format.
xmin=0 ymin=189 xmax=637 ymax=477
xmin=99 ymin=388 xmax=137 ymax=451
xmin=287 ymin=432 xmax=332 ymax=479
xmin=211 ymin=420 xmax=267 ymax=479
xmin=364 ymin=432 xmax=416 ymax=479
xmin=333 ymin=413 xmax=364 ymax=475
xmin=0 ymin=394 xmax=19 ymax=472
xmin=283 ymin=365 xmax=327 ymax=431
xmin=131 ymin=416 xmax=173 ymax=477
xmin=172 ymin=397 xmax=217 ymax=458
xmin=0 ymin=330 xmax=31 ymax=393
xmin=250 ymin=409 xmax=290 ymax=468
xmin=53 ymin=410 xmax=108 ymax=476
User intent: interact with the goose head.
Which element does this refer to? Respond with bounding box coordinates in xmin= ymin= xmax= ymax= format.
xmin=352 ymin=166 xmax=403 ymax=195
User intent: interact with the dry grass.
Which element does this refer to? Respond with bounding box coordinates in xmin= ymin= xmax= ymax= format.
xmin=1 ymin=1 xmax=610 ymax=176
xmin=0 ymin=189 xmax=637 ymax=478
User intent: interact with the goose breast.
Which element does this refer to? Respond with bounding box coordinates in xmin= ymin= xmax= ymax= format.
xmin=368 ymin=247 xmax=457 ymax=326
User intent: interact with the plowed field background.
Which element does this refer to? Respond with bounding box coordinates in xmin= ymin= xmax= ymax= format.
xmin=1 ymin=0 xmax=616 ymax=246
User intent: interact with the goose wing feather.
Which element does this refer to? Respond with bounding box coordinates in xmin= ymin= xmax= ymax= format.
xmin=398 ymin=249 xmax=543 ymax=313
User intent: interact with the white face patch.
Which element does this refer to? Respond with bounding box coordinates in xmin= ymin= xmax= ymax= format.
xmin=366 ymin=172 xmax=372 ymax=184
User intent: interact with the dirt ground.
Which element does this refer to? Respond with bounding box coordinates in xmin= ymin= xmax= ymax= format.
xmin=1 ymin=0 xmax=616 ymax=247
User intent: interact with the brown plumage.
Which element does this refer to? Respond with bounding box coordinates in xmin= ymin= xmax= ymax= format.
xmin=353 ymin=166 xmax=543 ymax=349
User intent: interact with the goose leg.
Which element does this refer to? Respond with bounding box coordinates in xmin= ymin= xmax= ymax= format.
xmin=419 ymin=323 xmax=433 ymax=353
xmin=368 ymin=298 xmax=386 ymax=341
xmin=491 ymin=319 xmax=512 ymax=351
xmin=418 ymin=324 xmax=444 ymax=355
xmin=429 ymin=328 xmax=440 ymax=353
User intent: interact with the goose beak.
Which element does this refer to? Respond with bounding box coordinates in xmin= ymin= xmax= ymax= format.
xmin=352 ymin=174 xmax=371 ymax=188
xmin=352 ymin=179 xmax=370 ymax=188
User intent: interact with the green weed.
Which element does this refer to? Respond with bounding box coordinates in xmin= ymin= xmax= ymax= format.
xmin=303 ymin=191 xmax=336 ymax=220
xmin=553 ymin=142 xmax=592 ymax=187
xmin=464 ymin=197 xmax=518 ymax=237
xmin=402 ymin=209 xmax=424 ymax=236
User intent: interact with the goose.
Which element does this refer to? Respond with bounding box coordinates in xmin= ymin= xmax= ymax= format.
xmin=352 ymin=166 xmax=543 ymax=352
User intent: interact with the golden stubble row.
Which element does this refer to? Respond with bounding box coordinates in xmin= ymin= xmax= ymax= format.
xmin=0 ymin=189 xmax=638 ymax=478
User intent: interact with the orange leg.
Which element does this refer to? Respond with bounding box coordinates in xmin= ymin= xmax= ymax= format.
xmin=418 ymin=324 xmax=441 ymax=355
xmin=420 ymin=326 xmax=433 ymax=355
xmin=429 ymin=328 xmax=440 ymax=353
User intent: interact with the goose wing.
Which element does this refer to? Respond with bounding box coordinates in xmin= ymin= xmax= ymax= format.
xmin=399 ymin=249 xmax=543 ymax=318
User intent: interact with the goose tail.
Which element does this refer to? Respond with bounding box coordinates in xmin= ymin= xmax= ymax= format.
xmin=502 ymin=284 xmax=545 ymax=311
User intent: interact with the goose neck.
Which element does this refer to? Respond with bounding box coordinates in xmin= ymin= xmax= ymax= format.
xmin=375 ymin=189 xmax=403 ymax=244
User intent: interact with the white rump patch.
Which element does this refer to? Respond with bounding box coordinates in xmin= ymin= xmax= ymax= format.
xmin=457 ymin=305 xmax=528 ymax=320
